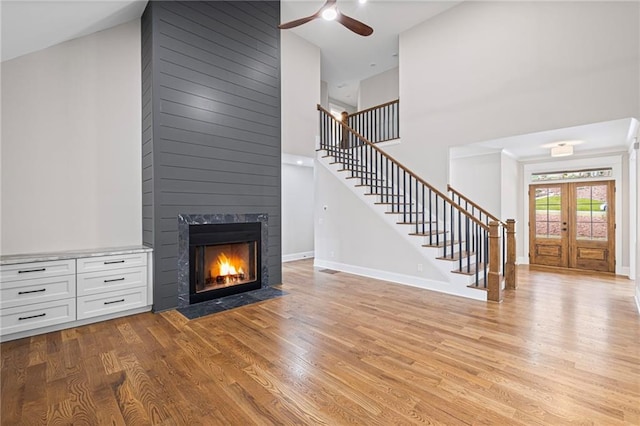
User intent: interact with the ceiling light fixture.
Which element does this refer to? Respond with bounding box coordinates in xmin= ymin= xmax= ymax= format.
xmin=322 ymin=7 xmax=337 ymax=21
xmin=551 ymin=143 xmax=574 ymax=157
xmin=359 ymin=0 xmax=367 ymax=4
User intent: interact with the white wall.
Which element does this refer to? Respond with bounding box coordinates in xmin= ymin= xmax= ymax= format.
xmin=500 ymin=153 xmax=519 ymax=221
xmin=635 ymin=141 xmax=640 ymax=311
xmin=1 ymin=20 xmax=141 ymax=255
xmin=281 ymin=31 xmax=320 ymax=157
xmin=282 ymin=161 xmax=314 ymax=260
xmin=397 ymin=1 xmax=640 ymax=191
xmin=358 ymin=67 xmax=399 ymax=111
xmin=449 ymin=152 xmax=502 ymax=216
xmin=320 ymin=80 xmax=329 ymax=110
xmin=314 ymin=164 xmax=442 ymax=278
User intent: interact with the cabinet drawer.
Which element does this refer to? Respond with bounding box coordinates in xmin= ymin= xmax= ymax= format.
xmin=1 ymin=260 xmax=76 ymax=284
xmin=77 ymin=267 xmax=146 ymax=297
xmin=77 ymin=287 xmax=148 ymax=320
xmin=0 ymin=275 xmax=76 ymax=309
xmin=77 ymin=253 xmax=147 ymax=273
xmin=0 ymin=298 xmax=76 ymax=335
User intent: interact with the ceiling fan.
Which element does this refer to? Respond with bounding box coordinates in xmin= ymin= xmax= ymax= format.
xmin=279 ymin=0 xmax=374 ymax=37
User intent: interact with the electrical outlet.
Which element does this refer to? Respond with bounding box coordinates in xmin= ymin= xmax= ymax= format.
xmin=417 ymin=263 xmax=423 ymax=272
xmin=330 ymin=251 xmax=335 ymax=258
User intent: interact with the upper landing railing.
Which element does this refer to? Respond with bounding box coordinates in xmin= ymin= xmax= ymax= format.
xmin=341 ymin=99 xmax=399 ymax=144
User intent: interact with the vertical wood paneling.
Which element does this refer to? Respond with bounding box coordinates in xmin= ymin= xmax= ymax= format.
xmin=143 ymin=1 xmax=281 ymax=311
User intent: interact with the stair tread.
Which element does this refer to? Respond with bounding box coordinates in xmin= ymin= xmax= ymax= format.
xmin=338 ymin=169 xmax=375 ymax=174
xmin=346 ymin=177 xmax=385 ymax=181
xmin=408 ymin=230 xmax=448 ymax=236
xmin=330 ymin=162 xmax=364 ymax=166
xmin=467 ymin=282 xmax=488 ymax=291
xmin=422 ymin=240 xmax=460 ymax=248
xmin=436 ymin=251 xmax=475 ymax=261
xmin=363 ymin=192 xmax=400 ymax=195
xmin=385 ymin=211 xmax=425 ymax=215
xmin=451 ymin=262 xmax=486 ymax=275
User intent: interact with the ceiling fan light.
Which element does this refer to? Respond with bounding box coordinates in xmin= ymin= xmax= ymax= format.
xmin=322 ymin=8 xmax=337 ymax=21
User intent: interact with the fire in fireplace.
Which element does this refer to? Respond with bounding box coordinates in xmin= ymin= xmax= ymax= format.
xmin=189 ymin=222 xmax=261 ymax=304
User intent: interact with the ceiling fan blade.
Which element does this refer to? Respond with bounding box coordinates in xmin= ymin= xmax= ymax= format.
xmin=278 ymin=14 xmax=320 ymax=30
xmin=278 ymin=0 xmax=336 ymax=30
xmin=336 ymin=12 xmax=373 ymax=37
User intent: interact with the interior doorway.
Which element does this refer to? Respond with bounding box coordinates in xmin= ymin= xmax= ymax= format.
xmin=529 ymin=181 xmax=615 ymax=272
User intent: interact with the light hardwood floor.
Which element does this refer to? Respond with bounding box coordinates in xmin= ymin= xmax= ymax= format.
xmin=1 ymin=260 xmax=639 ymax=425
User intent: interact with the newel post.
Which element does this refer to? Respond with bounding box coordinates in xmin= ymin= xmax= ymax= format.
xmin=505 ymin=219 xmax=517 ymax=290
xmin=340 ymin=111 xmax=349 ymax=149
xmin=488 ymin=221 xmax=503 ymax=303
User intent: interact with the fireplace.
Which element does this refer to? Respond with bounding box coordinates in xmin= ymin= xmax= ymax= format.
xmin=188 ymin=222 xmax=261 ymax=304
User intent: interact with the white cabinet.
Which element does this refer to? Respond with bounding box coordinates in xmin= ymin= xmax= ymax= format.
xmin=77 ymin=287 xmax=147 ymax=320
xmin=0 ymin=247 xmax=152 ymax=342
xmin=76 ymin=253 xmax=148 ymax=320
xmin=0 ymin=259 xmax=76 ymax=336
xmin=0 ymin=259 xmax=75 ymax=282
xmin=1 ymin=298 xmax=76 ymax=335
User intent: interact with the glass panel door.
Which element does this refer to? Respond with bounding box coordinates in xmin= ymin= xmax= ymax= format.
xmin=529 ymin=184 xmax=568 ymax=268
xmin=570 ymin=181 xmax=615 ymax=272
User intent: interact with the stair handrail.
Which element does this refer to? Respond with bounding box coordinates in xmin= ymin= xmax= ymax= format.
xmin=344 ymin=99 xmax=400 ymax=144
xmin=319 ymin=104 xmax=488 ymax=231
xmin=447 ymin=184 xmax=504 ymax=226
xmin=348 ymin=99 xmax=399 ymax=118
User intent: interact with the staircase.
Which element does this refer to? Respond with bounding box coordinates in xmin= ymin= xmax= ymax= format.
xmin=316 ymin=104 xmax=516 ymax=302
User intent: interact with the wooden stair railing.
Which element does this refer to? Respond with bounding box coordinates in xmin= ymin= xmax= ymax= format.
xmin=343 ymin=99 xmax=399 ymax=144
xmin=448 ymin=185 xmax=517 ymax=290
xmin=318 ymin=104 xmax=509 ymax=302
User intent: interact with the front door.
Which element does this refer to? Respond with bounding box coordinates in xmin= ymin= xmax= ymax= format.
xmin=529 ymin=181 xmax=615 ymax=273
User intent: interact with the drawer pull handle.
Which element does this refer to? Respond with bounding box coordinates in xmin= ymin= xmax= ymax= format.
xmin=18 ymin=289 xmax=46 ymax=295
xmin=18 ymin=268 xmax=46 ymax=274
xmin=104 ymin=299 xmax=125 ymax=305
xmin=18 ymin=313 xmax=46 ymax=321
xmin=104 ymin=260 xmax=125 ymax=265
xmin=104 ymin=277 xmax=126 ymax=283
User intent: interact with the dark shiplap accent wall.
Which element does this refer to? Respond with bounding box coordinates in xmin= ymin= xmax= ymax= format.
xmin=141 ymin=0 xmax=281 ymax=311
xmin=141 ymin=7 xmax=154 ymax=248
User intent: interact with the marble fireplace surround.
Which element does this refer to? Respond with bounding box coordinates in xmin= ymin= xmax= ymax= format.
xmin=177 ymin=213 xmax=268 ymax=308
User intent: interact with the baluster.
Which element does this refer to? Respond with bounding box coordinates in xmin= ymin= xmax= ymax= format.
xmin=457 ymin=208 xmax=462 ymax=271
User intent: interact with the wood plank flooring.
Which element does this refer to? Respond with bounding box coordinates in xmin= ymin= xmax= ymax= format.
xmin=2 ymin=261 xmax=639 ymax=425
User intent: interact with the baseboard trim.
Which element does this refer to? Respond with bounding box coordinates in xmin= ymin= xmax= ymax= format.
xmin=635 ymin=287 xmax=640 ymax=315
xmin=313 ymin=259 xmax=487 ymax=301
xmin=282 ymin=251 xmax=314 ymax=263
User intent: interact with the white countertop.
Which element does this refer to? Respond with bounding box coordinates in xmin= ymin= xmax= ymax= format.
xmin=0 ymin=245 xmax=153 ymax=266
